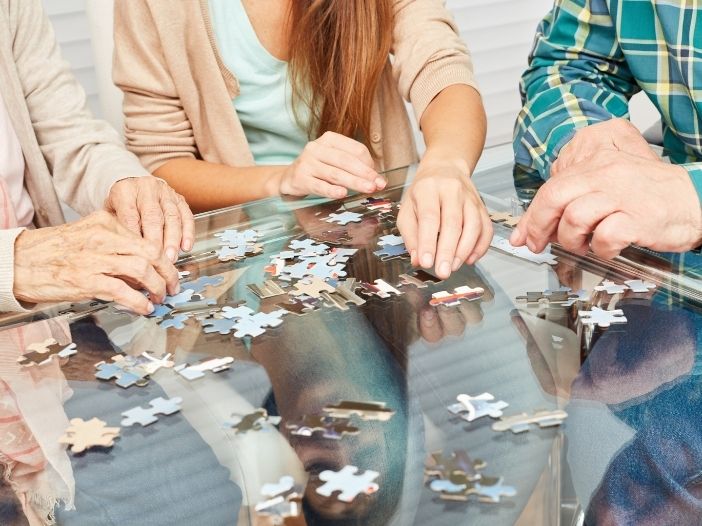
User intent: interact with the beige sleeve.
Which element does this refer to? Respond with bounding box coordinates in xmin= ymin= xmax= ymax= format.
xmin=9 ymin=0 xmax=149 ymax=217
xmin=391 ymin=0 xmax=480 ymax=127
xmin=113 ymin=0 xmax=198 ymax=173
xmin=0 ymin=228 xmax=28 ymax=313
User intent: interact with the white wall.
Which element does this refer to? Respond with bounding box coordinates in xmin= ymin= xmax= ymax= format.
xmin=44 ymin=0 xmax=659 ymax=148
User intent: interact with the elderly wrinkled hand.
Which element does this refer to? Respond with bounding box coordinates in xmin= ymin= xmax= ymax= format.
xmin=13 ymin=211 xmax=180 ymax=315
xmin=550 ymin=119 xmax=659 ymax=178
xmin=511 ymin=150 xmax=702 ymax=259
xmin=105 ymin=177 xmax=195 ymax=262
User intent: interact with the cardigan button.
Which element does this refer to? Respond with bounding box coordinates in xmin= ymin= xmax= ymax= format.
xmin=371 ymin=133 xmax=382 ymax=143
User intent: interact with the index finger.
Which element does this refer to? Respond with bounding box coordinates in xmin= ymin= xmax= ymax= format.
xmin=520 ymin=173 xmax=596 ymax=253
xmin=318 ymin=132 xmax=375 ymax=169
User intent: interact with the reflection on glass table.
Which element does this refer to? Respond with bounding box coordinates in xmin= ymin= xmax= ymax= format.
xmin=0 ymin=158 xmax=700 ymax=526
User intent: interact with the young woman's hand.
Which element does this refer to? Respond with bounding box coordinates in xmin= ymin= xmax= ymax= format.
xmin=275 ymin=132 xmax=386 ymax=199
xmin=397 ymin=160 xmax=492 ymax=279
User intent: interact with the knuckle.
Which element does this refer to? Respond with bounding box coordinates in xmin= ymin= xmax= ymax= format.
xmin=141 ymin=207 xmax=165 ymax=225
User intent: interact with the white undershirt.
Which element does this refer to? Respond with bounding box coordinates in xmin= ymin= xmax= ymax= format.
xmin=0 ymin=92 xmax=33 ymax=227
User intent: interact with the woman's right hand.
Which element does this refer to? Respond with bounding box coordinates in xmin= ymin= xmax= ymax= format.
xmin=13 ymin=211 xmax=180 ymax=315
xmin=276 ymin=131 xmax=386 ymax=199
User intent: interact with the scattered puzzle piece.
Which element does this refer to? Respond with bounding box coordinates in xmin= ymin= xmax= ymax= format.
xmin=18 ymin=339 xmax=77 ymax=367
xmin=220 ymin=306 xmax=287 ymax=338
xmin=594 ymin=280 xmax=627 ymax=295
xmin=121 ymin=396 xmax=183 ymax=427
xmin=491 ymin=234 xmax=558 ymax=265
xmin=159 ymin=313 xmax=189 ymax=330
xmin=489 ymin=211 xmax=520 ymax=228
xmin=225 ymin=408 xmax=281 ymax=433
xmin=311 ymin=229 xmax=351 ymax=245
xmin=255 ymin=476 xmax=302 ymax=522
xmin=323 ymin=400 xmax=395 ymax=421
xmin=425 ymin=450 xmax=486 ymax=483
xmin=516 ymin=290 xmax=578 ymax=305
xmin=317 ymin=465 xmax=379 ymax=503
xmin=289 ymin=277 xmax=336 ymax=298
xmin=361 ymin=197 xmax=393 ymax=212
xmin=286 ymin=415 xmax=359 ymax=440
xmin=447 ymin=393 xmax=509 ymax=423
xmin=321 ymin=278 xmax=366 ymax=311
xmin=377 ymin=234 xmax=403 ymax=247
xmin=181 ymin=275 xmax=225 ymax=294
xmin=578 ymin=307 xmax=627 ymax=328
xmin=430 ymin=286 xmax=485 ymax=307
xmin=201 ymin=316 xmax=238 ymax=335
xmin=359 ymin=279 xmax=403 ymax=299
xmin=216 ymin=243 xmax=262 ymax=262
xmin=373 ymin=243 xmax=409 ymax=260
xmin=397 ymin=271 xmax=442 ymax=288
xmin=59 ymin=417 xmax=120 ymax=454
xmin=492 ymin=409 xmax=568 ymax=434
xmin=274 ymin=298 xmax=319 ymax=316
xmin=174 ymin=356 xmax=234 ymax=380
xmin=624 ymin=279 xmax=657 ymax=293
xmin=214 ymin=228 xmax=259 ymax=247
xmin=324 ymin=211 xmax=363 ymax=226
xmin=248 ymin=280 xmax=287 ymax=299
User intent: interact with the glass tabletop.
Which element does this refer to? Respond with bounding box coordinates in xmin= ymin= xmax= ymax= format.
xmin=1 ymin=155 xmax=701 ymax=526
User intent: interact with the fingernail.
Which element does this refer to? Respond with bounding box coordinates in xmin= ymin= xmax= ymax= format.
xmin=365 ymin=184 xmax=375 ymax=193
xmin=452 ymin=257 xmax=462 ymax=271
xmin=421 ymin=252 xmax=434 ymax=268
xmin=509 ymin=227 xmax=520 ymax=245
xmin=183 ymin=239 xmax=193 ymax=252
xmin=166 ymin=247 xmax=177 ymax=262
xmin=375 ymin=178 xmax=386 ymax=189
xmin=146 ymin=302 xmax=155 ymax=314
xmin=438 ymin=261 xmax=450 ymax=277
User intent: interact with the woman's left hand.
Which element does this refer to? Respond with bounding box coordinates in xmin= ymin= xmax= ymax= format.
xmin=397 ymin=160 xmax=492 ymax=279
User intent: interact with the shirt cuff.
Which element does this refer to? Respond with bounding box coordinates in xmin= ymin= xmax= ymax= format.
xmin=0 ymin=228 xmax=30 ymax=313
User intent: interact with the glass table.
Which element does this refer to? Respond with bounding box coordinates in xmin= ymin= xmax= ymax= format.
xmin=1 ymin=151 xmax=701 ymax=526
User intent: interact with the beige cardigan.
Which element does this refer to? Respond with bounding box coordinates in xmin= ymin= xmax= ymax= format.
xmin=0 ymin=0 xmax=149 ymax=313
xmin=113 ymin=0 xmax=479 ymax=174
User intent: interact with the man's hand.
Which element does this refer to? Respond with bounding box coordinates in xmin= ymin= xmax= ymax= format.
xmin=511 ymin=150 xmax=702 ymax=259
xmin=13 ymin=211 xmax=180 ymax=315
xmin=551 ymin=119 xmax=659 ymax=177
xmin=397 ymin=160 xmax=492 ymax=279
xmin=105 ymin=177 xmax=195 ymax=262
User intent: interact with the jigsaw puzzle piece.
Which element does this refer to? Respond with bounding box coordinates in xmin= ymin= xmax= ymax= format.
xmin=578 ymin=307 xmax=627 ymax=328
xmin=594 ymin=280 xmax=627 ymax=295
xmin=447 ymin=393 xmax=509 ymax=422
xmin=225 ymin=408 xmax=281 ymax=433
xmin=289 ymin=277 xmax=336 ymax=298
xmin=359 ymin=279 xmax=403 ymax=299
xmin=492 ymin=409 xmax=568 ymax=433
xmin=174 ymin=356 xmax=234 ymax=380
xmin=159 ymin=313 xmax=189 ymax=330
xmin=323 ymin=400 xmax=395 ymax=421
xmin=317 ymin=465 xmax=379 ymax=503
xmin=324 ymin=211 xmax=363 ymax=226
xmin=473 ymin=477 xmax=517 ymax=503
xmin=121 ymin=396 xmax=183 ymax=427
xmin=59 ymin=417 xmax=120 ymax=454
xmin=286 ymin=415 xmax=359 ymax=440
xmin=624 ymin=279 xmax=657 ymax=293
xmin=491 ymin=234 xmax=558 ymax=265
xmin=377 ymin=234 xmax=403 ymax=247
xmin=181 ymin=275 xmax=225 ymax=294
xmin=397 ymin=271 xmax=442 ymax=288
xmin=430 ymin=286 xmax=485 ymax=307
xmin=18 ymin=339 xmax=77 ymax=367
xmin=373 ymin=243 xmax=409 ymax=260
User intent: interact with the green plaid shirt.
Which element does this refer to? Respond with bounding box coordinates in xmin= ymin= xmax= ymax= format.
xmin=513 ymin=0 xmax=702 ymax=201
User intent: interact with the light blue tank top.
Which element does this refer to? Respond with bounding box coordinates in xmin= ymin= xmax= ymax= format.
xmin=207 ymin=0 xmax=310 ymax=165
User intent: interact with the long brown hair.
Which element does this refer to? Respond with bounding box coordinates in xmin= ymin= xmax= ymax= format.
xmin=287 ymin=1 xmax=394 ymax=149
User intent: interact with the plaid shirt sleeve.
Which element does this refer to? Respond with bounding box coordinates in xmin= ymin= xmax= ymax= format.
xmin=680 ymin=164 xmax=702 ymax=203
xmin=513 ymin=0 xmax=641 ymax=179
